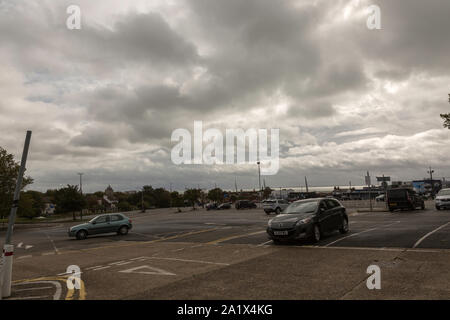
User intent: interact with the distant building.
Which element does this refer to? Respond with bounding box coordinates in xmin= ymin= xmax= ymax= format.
xmin=103 ymin=185 xmax=118 ymax=208
xmin=42 ymin=197 xmax=56 ymax=215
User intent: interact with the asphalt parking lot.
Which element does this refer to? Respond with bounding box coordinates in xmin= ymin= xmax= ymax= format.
xmin=2 ymin=202 xmax=450 ymax=300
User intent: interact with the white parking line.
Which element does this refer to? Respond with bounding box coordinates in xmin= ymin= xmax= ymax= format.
xmin=413 ymin=221 xmax=450 ymax=248
xmin=91 ymin=266 xmax=111 ymax=271
xmin=324 ymin=221 xmax=400 ymax=247
xmin=257 ymin=240 xmax=273 ymax=246
xmin=146 ymin=257 xmax=230 ymax=266
xmin=17 ymin=255 xmax=32 ymax=260
xmin=14 ymin=286 xmax=53 ymax=292
xmin=12 ymin=281 xmax=62 ymax=300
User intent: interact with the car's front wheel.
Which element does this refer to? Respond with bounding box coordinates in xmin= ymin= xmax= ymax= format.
xmin=275 ymin=207 xmax=281 ymax=215
xmin=436 ymin=206 xmax=441 ymax=211
xmin=76 ymin=230 xmax=87 ymax=240
xmin=118 ymin=226 xmax=129 ymax=235
xmin=339 ymin=217 xmax=349 ymax=234
xmin=312 ymin=224 xmax=321 ymax=243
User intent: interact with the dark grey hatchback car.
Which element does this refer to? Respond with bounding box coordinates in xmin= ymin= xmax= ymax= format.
xmin=266 ymin=198 xmax=349 ymax=244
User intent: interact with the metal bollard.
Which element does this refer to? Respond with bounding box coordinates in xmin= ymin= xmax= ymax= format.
xmin=1 ymin=245 xmax=14 ymax=298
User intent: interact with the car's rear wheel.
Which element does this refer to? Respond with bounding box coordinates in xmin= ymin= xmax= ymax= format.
xmin=312 ymin=224 xmax=321 ymax=243
xmin=118 ymin=225 xmax=129 ymax=235
xmin=421 ymin=203 xmax=425 ymax=210
xmin=76 ymin=230 xmax=87 ymax=240
xmin=339 ymin=217 xmax=349 ymax=234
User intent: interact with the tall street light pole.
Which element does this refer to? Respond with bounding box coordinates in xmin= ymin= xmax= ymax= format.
xmin=257 ymin=161 xmax=262 ymax=205
xmin=428 ymin=167 xmax=435 ymax=198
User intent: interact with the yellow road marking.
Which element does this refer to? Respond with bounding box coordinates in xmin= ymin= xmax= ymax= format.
xmin=207 ymin=230 xmax=266 ymax=245
xmin=13 ymin=276 xmax=86 ymax=300
xmin=65 ymin=279 xmax=86 ymax=300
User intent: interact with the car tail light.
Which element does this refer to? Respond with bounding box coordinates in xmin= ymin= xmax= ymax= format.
xmin=129 ymin=219 xmax=132 ymax=224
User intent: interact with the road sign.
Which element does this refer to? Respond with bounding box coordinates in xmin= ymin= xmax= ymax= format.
xmin=376 ymin=176 xmax=390 ymax=182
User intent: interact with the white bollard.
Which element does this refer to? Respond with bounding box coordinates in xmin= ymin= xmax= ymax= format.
xmin=1 ymin=245 xmax=14 ymax=298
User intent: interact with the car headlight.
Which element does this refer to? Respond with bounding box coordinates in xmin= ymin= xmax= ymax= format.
xmin=296 ymin=217 xmax=312 ymax=226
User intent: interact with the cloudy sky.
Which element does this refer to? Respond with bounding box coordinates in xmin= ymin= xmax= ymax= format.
xmin=1 ymin=0 xmax=450 ymax=193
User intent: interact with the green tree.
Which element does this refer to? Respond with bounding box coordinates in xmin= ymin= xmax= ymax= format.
xmin=263 ymin=187 xmax=273 ymax=199
xmin=184 ymin=189 xmax=201 ymax=210
xmin=26 ymin=190 xmax=45 ymax=217
xmin=17 ymin=193 xmax=36 ymax=219
xmin=0 ymin=147 xmax=33 ymax=219
xmin=170 ymin=191 xmax=184 ymax=207
xmin=54 ymin=185 xmax=86 ymax=220
xmin=441 ymin=113 xmax=450 ymax=129
xmin=153 ymin=188 xmax=171 ymax=208
xmin=118 ymin=201 xmax=132 ymax=212
xmin=207 ymin=188 xmax=224 ymax=203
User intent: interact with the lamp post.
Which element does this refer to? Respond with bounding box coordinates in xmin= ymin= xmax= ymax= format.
xmin=257 ymin=161 xmax=262 ymax=206
xmin=428 ymin=167 xmax=435 ymax=199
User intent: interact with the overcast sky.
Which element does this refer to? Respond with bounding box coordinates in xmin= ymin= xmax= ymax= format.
xmin=1 ymin=0 xmax=450 ymax=193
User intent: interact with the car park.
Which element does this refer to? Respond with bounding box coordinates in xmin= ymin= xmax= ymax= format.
xmin=435 ymin=188 xmax=450 ymax=210
xmin=262 ymin=199 xmax=290 ymax=215
xmin=68 ymin=213 xmax=133 ymax=240
xmin=235 ymin=200 xmax=257 ymax=209
xmin=266 ymin=198 xmax=349 ymax=244
xmin=387 ymin=188 xmax=425 ymax=212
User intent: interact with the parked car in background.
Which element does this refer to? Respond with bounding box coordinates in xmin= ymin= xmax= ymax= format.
xmin=387 ymin=188 xmax=425 ymax=212
xmin=218 ymin=203 xmax=232 ymax=210
xmin=206 ymin=202 xmax=218 ymax=211
xmin=263 ymin=199 xmax=290 ymax=215
xmin=266 ymin=198 xmax=348 ymax=244
xmin=435 ymin=188 xmax=450 ymax=210
xmin=235 ymin=200 xmax=257 ymax=210
xmin=68 ymin=213 xmax=132 ymax=240
xmin=375 ymin=194 xmax=385 ymax=202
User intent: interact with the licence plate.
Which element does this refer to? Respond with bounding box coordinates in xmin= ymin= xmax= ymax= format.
xmin=274 ymin=231 xmax=288 ymax=236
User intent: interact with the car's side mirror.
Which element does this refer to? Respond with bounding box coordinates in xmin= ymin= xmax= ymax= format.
xmin=92 ymin=221 xmax=96 ymax=225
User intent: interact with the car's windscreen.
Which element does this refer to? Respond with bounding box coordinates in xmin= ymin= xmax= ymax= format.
xmin=284 ymin=200 xmax=318 ymax=215
xmin=438 ymin=189 xmax=450 ymax=196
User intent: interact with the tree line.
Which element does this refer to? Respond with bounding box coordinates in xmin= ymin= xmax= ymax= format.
xmin=1 ymin=146 xmax=274 ymax=220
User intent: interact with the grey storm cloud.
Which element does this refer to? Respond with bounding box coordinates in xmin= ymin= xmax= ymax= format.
xmin=1 ymin=0 xmax=450 ymax=192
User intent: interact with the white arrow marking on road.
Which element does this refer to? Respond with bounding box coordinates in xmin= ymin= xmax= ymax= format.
xmin=25 ymin=245 xmax=33 ymax=250
xmin=17 ymin=242 xmax=23 ymax=248
xmin=119 ymin=265 xmax=176 ymax=276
